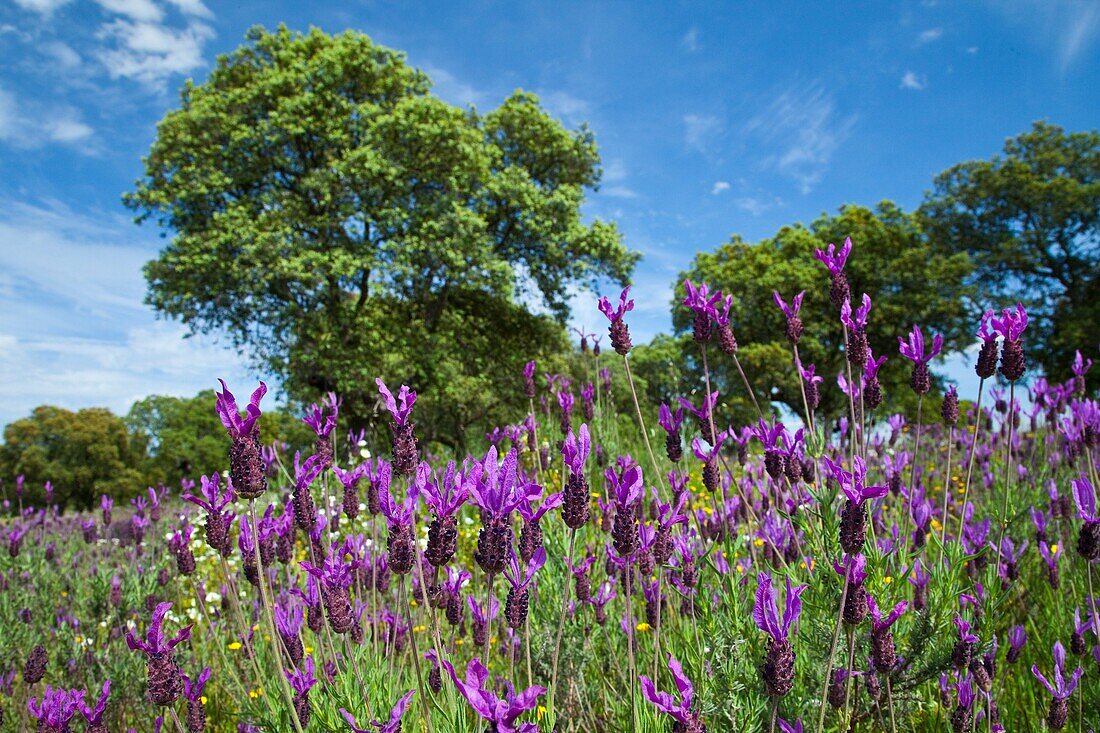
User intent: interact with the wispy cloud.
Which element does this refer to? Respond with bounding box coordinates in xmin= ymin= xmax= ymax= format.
xmin=683 ymin=113 xmax=722 ymax=153
xmin=0 ymin=86 xmax=94 ymax=149
xmin=0 ymin=198 xmax=252 ymax=425
xmin=990 ymin=1 xmax=1100 ymax=72
xmin=734 ymin=196 xmax=782 ymax=216
xmin=900 ymin=70 xmax=926 ymax=90
xmin=602 ymin=185 xmax=638 ymax=199
xmin=95 ymin=17 xmax=215 ymax=88
xmin=744 ymin=83 xmax=857 ymax=194
xmin=711 ymin=181 xmax=730 ymax=195
xmin=915 ymin=27 xmax=943 ymax=45
xmin=682 ymin=27 xmax=699 ymax=52
xmin=11 ymin=0 xmax=72 ymax=16
xmin=539 ymin=89 xmax=591 ymax=126
xmin=422 ymin=63 xmax=490 ymax=108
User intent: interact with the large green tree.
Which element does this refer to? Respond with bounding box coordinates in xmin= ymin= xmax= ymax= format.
xmin=920 ymin=122 xmax=1099 ymax=392
xmin=0 ymin=406 xmax=149 ymax=509
xmin=675 ymin=203 xmax=974 ymax=425
xmin=126 ymin=26 xmax=636 ymax=450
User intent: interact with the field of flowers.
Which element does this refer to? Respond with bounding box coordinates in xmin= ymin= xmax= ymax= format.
xmin=1 ymin=237 xmax=1097 ymax=732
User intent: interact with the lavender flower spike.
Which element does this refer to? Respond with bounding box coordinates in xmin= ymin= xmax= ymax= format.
xmin=78 ymin=680 xmax=110 ymax=733
xmin=126 ymin=602 xmax=193 ymax=706
xmin=639 ymin=654 xmax=705 ymax=730
xmin=755 ymin=571 xmax=807 ymax=697
xmin=899 ymin=324 xmax=944 ymax=395
xmin=773 ymin=290 xmax=806 ymax=344
xmin=28 ymin=685 xmax=85 ymax=732
xmin=1032 ymin=641 xmax=1084 ymax=729
xmin=442 ymin=656 xmax=546 ymax=733
xmin=598 ymin=286 xmax=634 ymax=355
xmin=215 ymin=379 xmax=268 ymax=499
xmin=1071 ymin=473 xmax=1100 ymax=560
xmin=814 ymin=237 xmax=852 ymax=276
xmin=340 ymin=690 xmax=416 ymax=733
xmin=377 ymin=378 xmax=418 ymax=475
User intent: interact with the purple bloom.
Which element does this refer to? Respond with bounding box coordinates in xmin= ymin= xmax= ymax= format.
xmin=504 ymin=547 xmax=547 ymax=591
xmin=690 ymin=429 xmax=730 ymax=462
xmin=442 ymin=657 xmax=546 ymax=733
xmin=753 ymin=572 xmax=807 ymax=642
xmin=1007 ymin=625 xmax=1028 ymax=660
xmin=1031 ymin=641 xmax=1084 ymax=700
xmin=898 ymin=325 xmax=944 ymax=365
xmin=78 ymin=679 xmax=110 ymax=726
xmin=469 ymin=447 xmax=536 ymax=518
xmin=419 ymin=460 xmax=473 ymax=518
xmin=376 ymin=378 xmax=416 ymax=426
xmin=822 ymin=456 xmax=889 ymax=505
xmin=28 ymin=685 xmax=84 ymax=730
xmin=340 ymin=690 xmax=416 ymax=733
xmin=597 ymin=287 xmax=634 ymax=322
xmin=561 ymin=424 xmax=591 ymax=476
xmin=778 ymin=719 xmax=804 ymax=733
xmin=679 ymin=390 xmax=719 ymax=423
xmin=517 ymin=490 xmax=563 ymax=524
xmin=605 ymin=463 xmax=644 ymax=507
xmin=990 ymin=303 xmax=1028 ymax=341
xmin=302 ymin=393 xmax=339 ymax=437
xmin=214 ymin=379 xmax=266 ymax=438
xmin=814 ymin=237 xmax=852 ymax=276
xmin=182 ymin=668 xmax=211 ymax=703
xmin=772 ymin=290 xmax=804 ymax=319
xmin=1071 ymin=473 xmax=1096 ymax=521
xmin=840 ymin=293 xmax=872 ymax=331
xmin=832 ymin=553 xmax=868 ymax=586
xmin=658 ymin=403 xmax=685 ymax=432
xmin=638 ymin=654 xmax=699 ymax=726
xmin=868 ymin=597 xmax=907 ymax=632
xmin=126 ymin=602 xmax=193 ymax=657
xmin=285 ymin=656 xmax=318 ymax=696
xmin=953 ymin=617 xmax=979 ymax=645
xmin=682 ymin=279 xmax=722 ymax=317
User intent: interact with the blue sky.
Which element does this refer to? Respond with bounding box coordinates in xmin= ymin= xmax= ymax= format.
xmin=1 ymin=0 xmax=1097 ymax=426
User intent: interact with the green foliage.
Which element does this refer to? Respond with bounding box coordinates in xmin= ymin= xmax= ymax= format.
xmin=920 ymin=121 xmax=1100 ymax=392
xmin=125 ymin=25 xmax=637 ymax=449
xmin=0 ymin=406 xmax=148 ymax=509
xmin=675 ymin=202 xmax=975 ymax=425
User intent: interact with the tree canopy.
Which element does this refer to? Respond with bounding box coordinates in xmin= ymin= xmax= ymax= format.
xmin=920 ymin=122 xmax=1099 ymax=392
xmin=126 ymin=25 xmax=637 ymax=449
xmin=0 ymin=406 xmax=149 ymax=509
xmin=675 ymin=203 xmax=974 ymax=425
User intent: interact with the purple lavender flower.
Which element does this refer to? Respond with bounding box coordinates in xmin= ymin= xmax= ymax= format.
xmin=773 ymin=290 xmax=805 ymax=344
xmin=183 ymin=473 xmax=235 ymax=557
xmin=78 ymin=680 xmax=110 ymax=733
xmin=974 ymin=310 xmax=999 ymax=379
xmin=561 ymin=425 xmax=592 ymax=529
xmin=379 ymin=469 xmax=420 ymax=575
xmin=339 ymin=690 xmax=416 ymax=733
xmin=1071 ymin=473 xmax=1099 ymax=560
xmin=471 ymin=447 xmax=535 ymax=575
xmin=125 ymin=602 xmax=192 ymax=706
xmin=691 ymin=429 xmax=729 ymax=492
xmin=639 ymin=654 xmax=706 ymax=731
xmin=27 ymin=685 xmax=84 ymax=733
xmin=606 ymin=463 xmax=644 ymax=558
xmin=181 ymin=669 xmax=210 ymax=732
xmin=523 ymin=360 xmax=536 ymax=398
xmin=898 ymin=325 xmax=943 ymax=395
xmin=683 ymin=279 xmax=722 ymax=344
xmin=814 ymin=237 xmax=853 ymax=309
xmin=442 ymin=657 xmax=546 ymax=733
xmin=823 ymin=456 xmax=888 ymax=554
xmin=421 ymin=460 xmax=472 ymax=567
xmin=503 ymin=548 xmax=546 ymax=629
xmin=1006 ymin=625 xmax=1027 ymax=663
xmin=990 ymin=304 xmax=1028 ymax=381
xmin=1032 ymin=641 xmax=1084 ymax=729
xmin=754 ymin=572 xmax=807 ymax=697
xmin=99 ymin=494 xmax=112 ymax=526
xmin=377 ymin=378 xmax=419 ymax=475
xmin=796 ymin=358 xmax=824 ymax=411
xmin=214 ymin=380 xmax=268 ymax=499
xmin=285 ymin=657 xmax=318 ymax=728
xmin=777 ymin=719 xmax=804 ymax=733
xmin=951 ymin=617 xmax=979 ymax=670
xmin=1071 ymin=350 xmax=1092 ymax=394
xmin=302 ymin=392 xmax=339 ymax=467
xmin=833 ymin=554 xmax=869 ymax=625
xmin=516 ymin=489 xmax=562 ymax=562
xmin=713 ymin=293 xmax=738 ymax=354
xmin=868 ymin=596 xmax=907 ymax=671
xmin=840 ymin=294 xmax=872 ymax=367
xmin=301 ymin=544 xmax=355 ymax=634
xmin=658 ymin=403 xmax=685 ymax=462
xmin=598 ymin=287 xmax=634 ymax=355
xmin=680 ymin=390 xmax=720 ymax=440
xmin=275 ymin=599 xmax=305 ymax=665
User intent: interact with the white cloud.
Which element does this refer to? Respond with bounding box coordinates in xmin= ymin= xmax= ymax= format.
xmin=990 ymin=1 xmax=1100 ymax=72
xmin=743 ymin=83 xmax=857 ymax=194
xmin=40 ymin=40 xmax=82 ymax=69
xmin=916 ymin=27 xmax=943 ymax=45
xmin=423 ymin=64 xmax=489 ymax=108
xmin=711 ymin=181 xmax=730 ymax=195
xmin=0 ymin=86 xmax=94 ymax=149
xmin=602 ymin=186 xmax=638 ymax=199
xmin=539 ymin=90 xmax=591 ymax=126
xmin=734 ymin=196 xmax=782 ymax=216
xmin=0 ymin=199 xmax=254 ymax=426
xmin=966 ymin=46 xmax=979 ymax=54
xmin=602 ymin=158 xmax=627 ymax=183
xmin=12 ymin=0 xmax=72 ymax=16
xmin=95 ymin=18 xmax=215 ymax=87
xmin=1059 ymin=3 xmax=1100 ymax=70
xmin=682 ymin=27 xmax=699 ymax=52
xmin=683 ymin=113 xmax=722 ymax=153
xmin=163 ymin=0 xmax=213 ymax=19
xmin=94 ymin=0 xmax=164 ymax=23
xmin=900 ymin=70 xmax=926 ymax=90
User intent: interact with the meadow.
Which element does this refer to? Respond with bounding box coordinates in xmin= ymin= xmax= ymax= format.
xmin=1 ymin=237 xmax=1098 ymax=732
